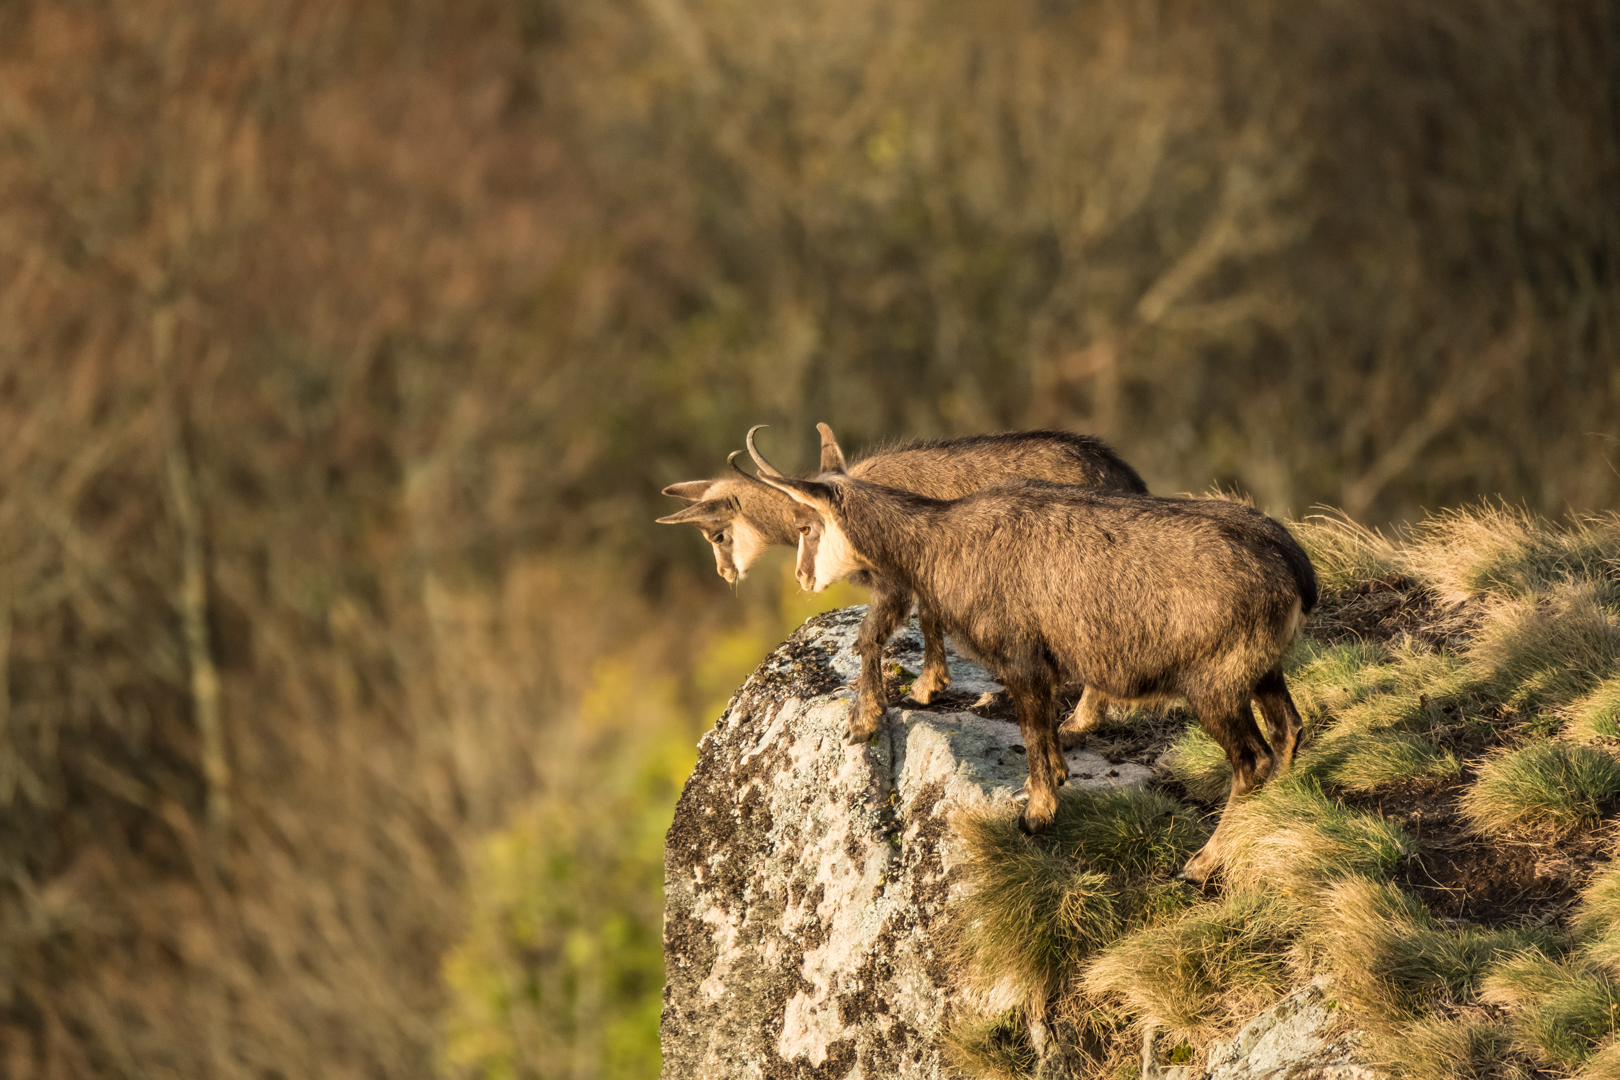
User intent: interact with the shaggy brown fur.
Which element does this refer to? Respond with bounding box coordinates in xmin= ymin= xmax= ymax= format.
xmin=747 ymin=427 xmax=1316 ymax=883
xmin=660 ymin=425 xmax=1147 ymax=725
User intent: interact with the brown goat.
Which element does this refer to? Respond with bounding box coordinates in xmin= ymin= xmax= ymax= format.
xmin=743 ymin=425 xmax=1315 ymax=883
xmin=659 ymin=426 xmax=1146 ymax=731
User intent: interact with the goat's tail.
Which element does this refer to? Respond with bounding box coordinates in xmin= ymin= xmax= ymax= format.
xmin=1282 ymin=534 xmax=1319 ymax=615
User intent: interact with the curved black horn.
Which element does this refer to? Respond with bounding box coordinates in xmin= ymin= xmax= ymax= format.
xmin=727 ymin=450 xmax=775 ymax=489
xmin=745 ymin=425 xmax=784 ymax=478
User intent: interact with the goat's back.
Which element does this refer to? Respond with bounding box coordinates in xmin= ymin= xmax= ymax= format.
xmin=885 ymin=485 xmax=1314 ymax=698
xmin=850 ymin=431 xmax=1145 ymax=499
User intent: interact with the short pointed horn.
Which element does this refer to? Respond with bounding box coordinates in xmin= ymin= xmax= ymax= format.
xmin=816 ymin=422 xmax=847 ymax=472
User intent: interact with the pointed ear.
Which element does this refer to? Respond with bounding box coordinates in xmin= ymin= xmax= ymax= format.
xmin=655 ymin=499 xmax=731 ymax=525
xmin=661 ymin=480 xmax=715 ymax=502
xmin=754 ymin=471 xmax=836 ymax=512
xmin=816 ymin=423 xmax=847 ymax=472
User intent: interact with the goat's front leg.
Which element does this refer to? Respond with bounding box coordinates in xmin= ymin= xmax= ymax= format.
xmin=908 ymin=596 xmax=952 ymax=704
xmin=1007 ymin=676 xmax=1062 ymax=834
xmin=847 ymin=581 xmax=911 ymax=744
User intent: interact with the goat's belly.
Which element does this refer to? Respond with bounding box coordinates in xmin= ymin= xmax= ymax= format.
xmin=1086 ymin=670 xmax=1183 ymax=704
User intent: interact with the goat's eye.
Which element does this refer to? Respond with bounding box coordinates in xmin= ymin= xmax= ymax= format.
xmin=713 ymin=532 xmax=726 ymax=544
xmin=799 ymin=525 xmax=811 ymax=536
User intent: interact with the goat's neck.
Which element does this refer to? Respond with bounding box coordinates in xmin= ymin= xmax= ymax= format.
xmin=739 ymin=487 xmax=805 ymax=547
xmin=837 ymin=484 xmax=947 ymax=587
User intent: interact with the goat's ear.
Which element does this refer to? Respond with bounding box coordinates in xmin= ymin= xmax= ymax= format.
xmin=655 ymin=499 xmax=730 ymax=525
xmin=816 ymin=423 xmax=848 ymax=472
xmin=661 ymin=480 xmax=715 ymax=502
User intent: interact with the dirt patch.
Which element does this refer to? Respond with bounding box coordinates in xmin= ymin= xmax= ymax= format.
xmin=1309 ymin=573 xmax=1481 ymax=650
xmin=1342 ymin=780 xmax=1613 ymax=927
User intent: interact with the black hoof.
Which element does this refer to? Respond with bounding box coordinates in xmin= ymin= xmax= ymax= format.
xmin=1017 ymin=814 xmax=1034 ymax=836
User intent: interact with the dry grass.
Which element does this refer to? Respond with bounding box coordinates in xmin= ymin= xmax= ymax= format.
xmin=1318 ymin=734 xmax=1461 ymax=793
xmin=1216 ymin=780 xmax=1414 ymax=898
xmin=1468 ymin=590 xmax=1620 ymax=711
xmin=1375 ymin=1014 xmax=1515 ymax=1080
xmin=1405 ymin=507 xmax=1620 ymax=608
xmin=951 ymin=788 xmax=1205 ymax=1011
xmin=1083 ymin=891 xmax=1302 ymax=1044
xmin=1483 ymin=952 xmax=1620 ymax=1072
xmin=1292 ymin=514 xmax=1402 ymax=593
xmin=1320 ymin=877 xmax=1552 ymax=1025
xmin=942 ymin=1011 xmax=1040 ymax=1080
xmin=1284 ymin=638 xmax=1396 ymax=721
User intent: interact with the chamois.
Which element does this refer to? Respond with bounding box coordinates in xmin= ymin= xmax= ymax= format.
xmin=659 ymin=426 xmax=1146 ymax=731
xmin=743 ymin=425 xmax=1315 ymax=884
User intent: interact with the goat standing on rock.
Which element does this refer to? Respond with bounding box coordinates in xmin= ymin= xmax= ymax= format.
xmin=740 ymin=425 xmax=1316 ymax=883
xmin=659 ymin=426 xmax=1147 ymax=735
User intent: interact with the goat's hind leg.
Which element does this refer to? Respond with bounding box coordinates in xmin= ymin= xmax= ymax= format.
xmin=908 ymin=597 xmax=952 ymax=704
xmin=1253 ymin=666 xmax=1305 ymax=780
xmin=847 ymin=581 xmax=911 ymax=744
xmin=1178 ymin=693 xmax=1273 ymax=884
xmin=1056 ymin=686 xmax=1111 ymax=750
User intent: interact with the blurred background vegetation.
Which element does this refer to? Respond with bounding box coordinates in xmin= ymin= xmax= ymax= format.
xmin=0 ymin=0 xmax=1614 ymax=1076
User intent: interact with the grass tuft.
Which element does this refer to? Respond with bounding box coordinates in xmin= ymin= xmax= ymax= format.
xmin=943 ymin=1009 xmax=1038 ymax=1080
xmin=1217 ymin=779 xmax=1414 ymax=896
xmin=1082 ymin=891 xmax=1302 ymax=1044
xmin=1041 ymin=787 xmax=1210 ymax=879
xmin=951 ymin=787 xmax=1207 ymax=1011
xmin=1324 ymin=647 xmax=1479 ymax=739
xmin=1460 ymin=740 xmax=1620 ymax=836
xmin=1292 ymin=513 xmax=1402 ymax=592
xmin=1160 ymin=724 xmax=1232 ymax=803
xmin=1468 ymin=590 xmax=1620 ymax=711
xmin=1284 ymin=638 xmax=1395 ymax=722
xmin=1321 ymin=876 xmax=1554 ymax=1026
xmin=1568 ymin=678 xmax=1620 ymax=742
xmin=1579 ymin=1040 xmax=1620 ymax=1079
xmin=1319 ymin=733 xmax=1461 ymax=793
xmin=1403 ymin=505 xmax=1620 ymax=607
xmin=1482 ymin=952 xmax=1620 ymax=1071
xmin=1572 ymin=863 xmax=1620 ymax=943
xmin=953 ymin=829 xmax=1122 ymax=1007
xmin=1374 ymin=1014 xmax=1513 ymax=1080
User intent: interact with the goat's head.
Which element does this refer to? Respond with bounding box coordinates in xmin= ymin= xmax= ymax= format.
xmin=656 ymin=481 xmax=767 ymax=583
xmin=740 ymin=425 xmax=869 ymax=593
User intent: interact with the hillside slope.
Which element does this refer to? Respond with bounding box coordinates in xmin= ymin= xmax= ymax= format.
xmin=950 ymin=506 xmax=1620 ymax=1079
